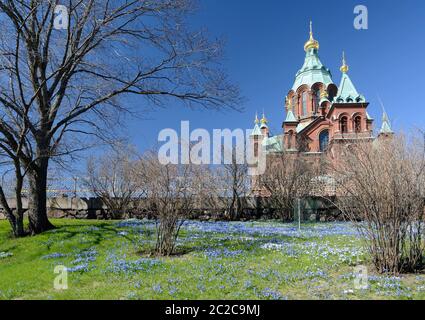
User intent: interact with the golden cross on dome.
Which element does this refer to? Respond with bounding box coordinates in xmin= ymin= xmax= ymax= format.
xmin=304 ymin=20 xmax=319 ymax=51
xmin=340 ymin=51 xmax=349 ymax=73
xmin=261 ymin=111 xmax=268 ymax=124
xmin=309 ymin=20 xmax=313 ymax=38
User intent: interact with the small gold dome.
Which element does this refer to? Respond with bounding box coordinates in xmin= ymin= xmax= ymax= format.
xmin=340 ymin=64 xmax=349 ymax=73
xmin=320 ymin=87 xmax=328 ymax=98
xmin=254 ymin=113 xmax=259 ymax=124
xmin=304 ymin=21 xmax=319 ymax=51
xmin=261 ymin=112 xmax=268 ymax=124
xmin=340 ymin=51 xmax=349 ymax=73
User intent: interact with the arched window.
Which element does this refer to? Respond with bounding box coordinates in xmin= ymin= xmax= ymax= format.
xmin=319 ymin=130 xmax=329 ymax=152
xmin=354 ymin=116 xmax=362 ymax=133
xmin=340 ymin=116 xmax=348 ymax=134
xmin=313 ymin=89 xmax=320 ymax=113
xmin=302 ymin=92 xmax=308 ymax=116
xmin=287 ymin=130 xmax=294 ymax=150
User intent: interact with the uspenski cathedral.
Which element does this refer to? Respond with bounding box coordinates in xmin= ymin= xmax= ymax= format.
xmin=250 ymin=22 xmax=393 ymax=162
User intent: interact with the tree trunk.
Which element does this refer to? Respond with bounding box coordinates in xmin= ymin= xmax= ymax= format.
xmin=0 ymin=208 xmax=25 ymax=238
xmin=0 ymin=189 xmax=25 ymax=237
xmin=13 ymin=211 xmax=25 ymax=237
xmin=28 ymin=159 xmax=55 ymax=234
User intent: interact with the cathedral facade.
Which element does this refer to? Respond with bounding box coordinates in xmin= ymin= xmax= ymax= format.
xmin=250 ymin=22 xmax=393 ymax=163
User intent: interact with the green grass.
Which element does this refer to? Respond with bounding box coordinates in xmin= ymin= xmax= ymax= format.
xmin=0 ymin=218 xmax=424 ymax=300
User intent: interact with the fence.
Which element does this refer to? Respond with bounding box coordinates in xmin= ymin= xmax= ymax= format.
xmin=19 ymin=177 xmax=94 ymax=198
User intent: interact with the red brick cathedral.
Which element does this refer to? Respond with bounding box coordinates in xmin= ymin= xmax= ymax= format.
xmin=250 ymin=22 xmax=393 ymax=161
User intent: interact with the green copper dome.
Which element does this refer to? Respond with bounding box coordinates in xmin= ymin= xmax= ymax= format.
xmin=292 ymin=48 xmax=334 ymax=91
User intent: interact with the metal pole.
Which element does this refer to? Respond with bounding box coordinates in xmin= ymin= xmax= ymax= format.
xmin=298 ymin=198 xmax=301 ymax=232
xmin=73 ymin=177 xmax=77 ymax=198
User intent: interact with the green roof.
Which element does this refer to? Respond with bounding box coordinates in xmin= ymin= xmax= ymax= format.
xmin=292 ymin=48 xmax=334 ymax=91
xmin=380 ymin=111 xmax=393 ymax=134
xmin=285 ymin=110 xmax=298 ymax=123
xmin=366 ymin=111 xmax=373 ymax=120
xmin=250 ymin=124 xmax=262 ymax=136
xmin=335 ymin=72 xmax=365 ymax=103
xmin=261 ymin=135 xmax=284 ymax=153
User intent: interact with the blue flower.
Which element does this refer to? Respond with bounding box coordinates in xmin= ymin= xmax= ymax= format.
xmin=203 ymin=248 xmax=244 ymax=259
xmin=67 ymin=263 xmax=89 ymax=273
xmin=41 ymin=252 xmax=67 ymax=259
xmin=258 ymin=288 xmax=285 ymax=300
xmin=105 ymin=256 xmax=162 ymax=274
xmin=152 ymin=284 xmax=163 ymax=294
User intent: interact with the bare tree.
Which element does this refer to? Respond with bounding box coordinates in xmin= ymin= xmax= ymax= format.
xmin=85 ymin=145 xmax=139 ymax=219
xmin=0 ymin=0 xmax=240 ymax=235
xmin=212 ymin=147 xmax=249 ymax=220
xmin=332 ymin=134 xmax=425 ymax=274
xmin=258 ymin=153 xmax=314 ymax=221
xmin=137 ymin=151 xmax=208 ymax=256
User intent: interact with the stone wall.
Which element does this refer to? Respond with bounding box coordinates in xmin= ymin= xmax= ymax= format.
xmin=0 ymin=195 xmax=340 ymax=221
xmin=0 ymin=196 xmax=107 ymax=220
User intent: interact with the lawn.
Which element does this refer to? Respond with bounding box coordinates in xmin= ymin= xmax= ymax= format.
xmin=0 ymin=218 xmax=424 ymax=300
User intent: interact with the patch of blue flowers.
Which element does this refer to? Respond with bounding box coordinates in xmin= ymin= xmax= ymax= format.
xmin=202 ymin=248 xmax=244 ymax=259
xmin=67 ymin=263 xmax=89 ymax=273
xmin=105 ymin=254 xmax=163 ymax=274
xmin=71 ymin=248 xmax=98 ymax=264
xmin=183 ymin=221 xmax=359 ymax=239
xmin=261 ymin=240 xmax=364 ymax=264
xmin=256 ymin=288 xmax=286 ymax=300
xmin=357 ymin=275 xmax=413 ymax=298
xmin=41 ymin=252 xmax=68 ymax=259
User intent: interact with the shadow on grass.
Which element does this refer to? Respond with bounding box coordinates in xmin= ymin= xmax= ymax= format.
xmin=43 ymin=223 xmax=127 ymax=247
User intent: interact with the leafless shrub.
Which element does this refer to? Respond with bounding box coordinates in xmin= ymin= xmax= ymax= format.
xmin=258 ymin=153 xmax=315 ymax=221
xmin=85 ymin=146 xmax=140 ymax=219
xmin=332 ymin=134 xmax=425 ymax=274
xmin=137 ymin=151 xmax=208 ymax=256
xmin=210 ymin=147 xmax=250 ymax=220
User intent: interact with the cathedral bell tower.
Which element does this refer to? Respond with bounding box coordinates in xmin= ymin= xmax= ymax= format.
xmin=283 ymin=97 xmax=299 ymax=151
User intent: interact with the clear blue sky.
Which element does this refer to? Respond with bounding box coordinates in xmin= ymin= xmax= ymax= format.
xmin=118 ymin=0 xmax=425 ymax=152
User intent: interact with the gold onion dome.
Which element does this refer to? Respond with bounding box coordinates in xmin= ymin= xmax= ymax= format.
xmin=340 ymin=51 xmax=349 ymax=73
xmin=254 ymin=113 xmax=260 ymax=124
xmin=304 ymin=21 xmax=320 ymax=51
xmin=261 ymin=112 xmax=268 ymax=124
